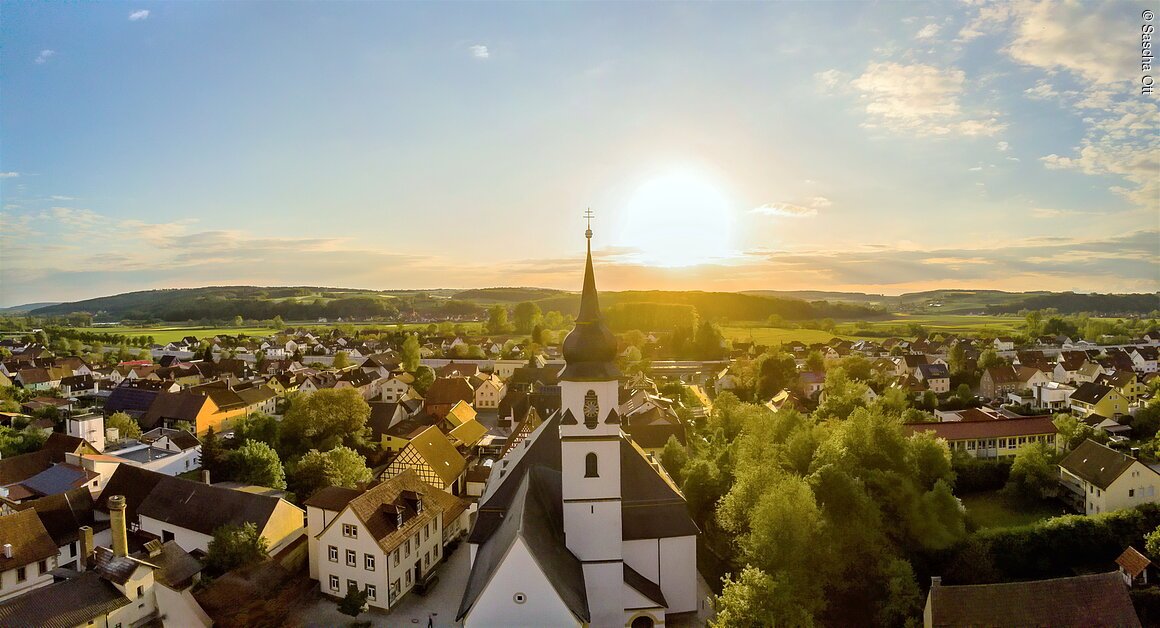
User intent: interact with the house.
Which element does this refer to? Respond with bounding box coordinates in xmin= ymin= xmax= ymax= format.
xmin=904 ymin=415 xmax=1058 ymax=459
xmin=1131 ymin=346 xmax=1159 ymax=373
xmin=94 ymin=465 xmax=305 ymax=555
xmin=379 ymin=426 xmax=467 ymax=495
xmin=1054 ymin=351 xmax=1089 ymax=384
xmin=305 ymin=469 xmax=469 ymax=610
xmin=458 ymin=229 xmax=698 ymax=627
xmin=104 ymin=379 xmax=178 ymax=421
xmin=13 ymin=486 xmax=96 ymax=570
xmin=993 ymin=336 xmax=1016 ymax=351
xmin=1059 ymin=439 xmax=1160 ymax=515
xmin=1117 ymin=547 xmax=1151 ymax=587
xmin=380 ymin=373 xmax=415 ymax=403
xmin=423 ymin=377 xmax=475 ymax=419
xmin=474 ymin=375 xmax=506 ymax=410
xmin=65 ymin=413 xmax=107 ymax=453
xmin=764 ymin=389 xmax=808 ymax=413
xmin=915 ymin=363 xmax=951 ymax=394
xmin=979 ymin=366 xmax=1020 ymax=400
xmin=1069 ymin=382 xmax=1129 ymax=419
xmin=140 ymin=389 xmax=245 ymax=435
xmin=0 ymin=509 xmax=58 ymax=601
xmin=1097 ymin=371 xmax=1149 ymax=404
xmin=14 ymin=367 xmax=70 ymax=392
xmin=1014 ymin=365 xmax=1051 ymax=391
xmin=799 ymin=371 xmax=825 ymax=397
xmin=0 ymin=506 xmax=211 ymax=628
xmin=59 ymin=374 xmax=99 ymax=397
xmin=1030 ymin=381 xmax=1076 ymax=410
xmin=923 ymin=572 xmax=1139 ymax=628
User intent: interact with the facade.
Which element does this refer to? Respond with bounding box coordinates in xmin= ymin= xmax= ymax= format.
xmin=457 ymin=226 xmax=698 ymax=627
xmin=0 ymin=510 xmax=57 ymax=602
xmin=1070 ymin=382 xmax=1129 ymax=419
xmin=1059 ymin=440 xmax=1160 ymax=515
xmin=305 ymin=470 xmax=468 ymax=611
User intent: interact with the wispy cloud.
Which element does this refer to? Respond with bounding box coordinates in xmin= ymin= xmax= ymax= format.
xmin=750 ymin=196 xmax=830 ymax=218
xmin=469 ymin=44 xmax=490 ymax=60
xmin=0 ymin=173 xmax=20 ymax=179
xmin=844 ymin=62 xmax=1004 ymax=137
xmin=996 ymin=141 xmax=1009 ymax=152
xmin=915 ymin=23 xmax=940 ymax=40
xmin=34 ymin=50 xmax=55 ymax=64
xmin=128 ymin=10 xmax=150 ymax=21
xmin=814 ymin=69 xmax=847 ymax=90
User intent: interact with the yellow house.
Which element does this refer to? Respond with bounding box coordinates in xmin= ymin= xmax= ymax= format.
xmin=1100 ymin=372 xmax=1148 ymax=404
xmin=1070 ymin=382 xmax=1128 ymax=418
xmin=443 ymin=400 xmax=477 ymax=430
xmin=140 ymin=390 xmax=248 ymax=435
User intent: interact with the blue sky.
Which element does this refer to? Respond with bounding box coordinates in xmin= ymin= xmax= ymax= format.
xmin=1 ymin=1 xmax=1156 ymax=306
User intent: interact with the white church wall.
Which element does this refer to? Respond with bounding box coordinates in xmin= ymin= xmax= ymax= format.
xmin=464 ymin=538 xmax=580 ymax=628
xmin=562 ymin=501 xmax=622 ymax=560
xmin=660 ymin=535 xmax=698 ymax=614
xmin=623 ymin=538 xmax=660 ymax=583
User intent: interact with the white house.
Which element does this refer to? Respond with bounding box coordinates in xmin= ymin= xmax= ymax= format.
xmin=1059 ymin=440 xmax=1160 ymax=515
xmin=0 ymin=509 xmax=57 ymax=602
xmin=473 ymin=376 xmax=506 ymax=410
xmin=305 ymin=469 xmax=468 ymax=610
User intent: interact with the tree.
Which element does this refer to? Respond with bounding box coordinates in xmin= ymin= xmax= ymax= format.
xmin=200 ymin=426 xmax=229 ymax=481
xmin=401 ymin=334 xmax=421 ymax=372
xmin=1130 ymin=399 xmax=1160 ymax=440
xmin=1146 ymin=525 xmax=1160 ymax=558
xmin=512 ymin=302 xmax=543 ymax=334
xmin=228 ymin=440 xmax=286 ymax=489
xmin=289 ymin=446 xmax=372 ymax=501
xmin=107 ymin=411 xmax=142 ymax=442
xmin=233 ymin=315 xmax=244 ymax=327
xmin=659 ymin=435 xmax=689 ymax=484
xmin=272 ymin=315 xmax=285 ymax=330
xmin=713 ymin=566 xmax=814 ymax=628
xmin=205 ymin=522 xmax=268 ymax=575
xmin=1053 ymin=413 xmax=1106 ymax=451
xmin=805 ymin=350 xmax=826 ymax=373
xmin=693 ymin=322 xmax=726 ymax=360
xmin=978 ymin=348 xmax=1004 ymax=371
xmin=755 ymin=351 xmax=799 ymax=400
xmin=232 ymin=413 xmax=281 ymax=450
xmin=1004 ymin=441 xmax=1060 ymax=502
xmin=486 ymin=305 xmax=512 ymax=335
xmin=412 ymin=365 xmax=435 ymax=396
xmin=281 ymin=389 xmax=371 ymax=455
xmin=338 ymin=584 xmax=369 ymax=618
xmin=332 ymin=350 xmax=349 ymax=370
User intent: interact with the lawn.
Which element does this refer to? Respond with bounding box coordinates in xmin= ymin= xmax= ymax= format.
xmin=960 ymin=490 xmax=1068 ymax=530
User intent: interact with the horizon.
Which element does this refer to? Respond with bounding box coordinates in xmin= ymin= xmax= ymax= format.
xmin=2 ymin=2 xmax=1157 ymax=307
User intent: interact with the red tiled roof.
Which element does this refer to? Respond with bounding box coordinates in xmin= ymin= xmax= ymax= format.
xmin=904 ymin=415 xmax=1056 ymax=440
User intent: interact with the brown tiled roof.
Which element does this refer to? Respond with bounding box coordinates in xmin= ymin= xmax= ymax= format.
xmin=303 ymin=486 xmax=362 ymax=512
xmin=0 ymin=509 xmax=58 ymax=571
xmin=984 ymin=365 xmax=1019 ymax=384
xmin=140 ymin=390 xmax=212 ymax=430
xmin=927 ymin=571 xmax=1140 ymax=627
xmin=424 ymin=377 xmax=475 ymax=406
xmin=1117 ymin=546 xmax=1151 ymax=578
xmin=13 ymin=486 xmax=95 ymax=547
xmin=1060 ymin=439 xmax=1149 ymax=490
xmin=0 ymin=571 xmax=129 ymax=628
xmin=344 ymin=469 xmax=467 ymax=554
xmin=903 ymin=416 xmax=1056 ymax=441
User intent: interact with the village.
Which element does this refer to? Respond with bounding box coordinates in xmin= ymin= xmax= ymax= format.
xmin=0 ymin=279 xmax=1158 ymax=626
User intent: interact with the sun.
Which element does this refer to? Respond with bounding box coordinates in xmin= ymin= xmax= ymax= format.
xmin=618 ymin=169 xmax=735 ymax=267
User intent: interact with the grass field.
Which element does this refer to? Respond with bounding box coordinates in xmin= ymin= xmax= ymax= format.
xmin=722 ymin=313 xmax=1027 ymax=346
xmin=722 ymin=326 xmax=858 ymax=345
xmin=961 ymin=491 xmax=1067 ymax=529
xmin=56 ymin=321 xmax=486 ymax=344
xmin=848 ymin=314 xmax=1026 ymax=334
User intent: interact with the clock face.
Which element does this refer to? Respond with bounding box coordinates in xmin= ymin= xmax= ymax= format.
xmin=583 ymin=398 xmax=599 ymax=420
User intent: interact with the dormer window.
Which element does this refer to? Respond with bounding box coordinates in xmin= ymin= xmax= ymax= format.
xmin=396 ymin=511 xmax=403 ymax=528
xmin=416 ymin=498 xmax=422 ymax=513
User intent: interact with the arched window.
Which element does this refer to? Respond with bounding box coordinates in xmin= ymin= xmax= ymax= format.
xmin=585 ymin=452 xmax=598 ymax=478
xmin=583 ymin=390 xmax=599 ymax=429
xmin=630 ymin=616 xmax=655 ymax=628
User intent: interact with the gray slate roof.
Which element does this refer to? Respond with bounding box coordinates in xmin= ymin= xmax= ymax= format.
xmin=1059 ymin=439 xmax=1147 ymax=490
xmin=0 ymin=571 xmax=129 ymax=628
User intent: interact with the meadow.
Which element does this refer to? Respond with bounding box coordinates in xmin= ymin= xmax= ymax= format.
xmin=56 ymin=321 xmax=486 ymax=344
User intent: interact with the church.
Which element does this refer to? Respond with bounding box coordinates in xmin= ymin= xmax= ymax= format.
xmin=456 ymin=222 xmax=700 ymax=627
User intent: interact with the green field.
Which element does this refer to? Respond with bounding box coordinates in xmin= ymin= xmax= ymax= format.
xmin=961 ymin=491 xmax=1067 ymax=529
xmin=847 ymin=314 xmax=1025 ymax=334
xmin=722 ymin=314 xmax=1027 ymax=346
xmin=56 ymin=320 xmax=486 ymax=344
xmin=722 ymin=326 xmax=856 ymax=346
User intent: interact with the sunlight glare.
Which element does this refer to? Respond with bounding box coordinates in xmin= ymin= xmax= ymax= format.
xmin=619 ymin=170 xmax=735 ymax=267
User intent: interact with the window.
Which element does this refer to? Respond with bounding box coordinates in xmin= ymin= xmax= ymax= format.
xmin=434 ymin=543 xmax=439 ymax=558
xmin=393 ymin=549 xmax=400 ymax=566
xmin=38 ymin=560 xmax=47 ymax=575
xmin=136 ymin=585 xmax=143 ymax=597
xmin=366 ymin=584 xmax=377 ymax=601
xmin=347 ymin=579 xmax=357 ymax=594
xmin=1130 ymin=489 xmax=1136 ymax=497
xmin=16 ymin=567 xmax=25 ymax=582
xmin=585 ymin=452 xmax=599 ymax=477
xmin=329 ymin=575 xmax=339 ymax=591
xmin=346 ymin=550 xmax=356 ymax=566
xmin=406 ymin=571 xmax=411 ymax=586
xmin=365 ymin=554 xmax=375 ymax=571
xmin=998 ymin=438 xmax=1007 ymax=448
xmin=424 ymin=552 xmax=430 ymax=569
xmin=162 ymin=530 xmax=175 ymax=543
xmin=404 ymin=539 xmax=410 ymax=556
xmin=328 ymin=545 xmax=338 ymax=562
xmin=69 ymin=542 xmax=76 ymax=558
xmin=342 ymin=523 xmax=358 ymax=538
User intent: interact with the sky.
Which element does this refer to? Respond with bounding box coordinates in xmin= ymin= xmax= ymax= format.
xmin=1 ymin=1 xmax=1157 ymax=307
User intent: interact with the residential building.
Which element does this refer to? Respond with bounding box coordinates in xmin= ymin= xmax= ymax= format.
xmin=305 ymin=469 xmax=468 ymax=610
xmin=379 ymin=426 xmax=467 ymax=495
xmin=1070 ymin=382 xmax=1129 ymax=419
xmin=1059 ymin=440 xmax=1160 ymax=515
xmin=915 ymin=363 xmax=951 ymax=394
xmin=903 ymin=415 xmax=1058 ymax=459
xmin=0 ymin=509 xmax=57 ymax=602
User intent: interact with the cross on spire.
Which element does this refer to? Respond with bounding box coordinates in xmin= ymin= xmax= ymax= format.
xmin=583 ymin=208 xmax=594 ymax=239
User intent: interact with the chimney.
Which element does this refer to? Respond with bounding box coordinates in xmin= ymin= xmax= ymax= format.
xmin=1132 ymin=448 xmax=1141 ymax=459
xmin=80 ymin=525 xmax=94 ymax=569
xmin=201 ymin=469 xmax=211 ymax=484
xmin=931 ymin=576 xmax=942 ymax=588
xmin=108 ymin=495 xmax=129 ymax=558
xmin=2 ymin=544 xmax=11 ymax=559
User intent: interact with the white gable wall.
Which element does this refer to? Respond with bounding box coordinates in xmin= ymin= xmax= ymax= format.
xmin=464 ymin=537 xmax=580 ymax=628
xmin=660 ymin=535 xmax=698 ymax=614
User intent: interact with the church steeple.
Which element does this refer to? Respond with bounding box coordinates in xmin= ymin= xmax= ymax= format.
xmin=561 ymin=212 xmax=620 ymax=381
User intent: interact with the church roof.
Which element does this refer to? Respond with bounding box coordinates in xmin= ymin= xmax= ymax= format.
xmin=457 ymin=466 xmax=588 ymax=622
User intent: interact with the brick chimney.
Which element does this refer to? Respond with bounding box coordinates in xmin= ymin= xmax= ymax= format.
xmin=108 ymin=495 xmax=129 ymax=558
xmin=79 ymin=525 xmax=94 ymax=569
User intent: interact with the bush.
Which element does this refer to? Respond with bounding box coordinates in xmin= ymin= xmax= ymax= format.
xmin=952 ymin=456 xmax=1012 ymax=494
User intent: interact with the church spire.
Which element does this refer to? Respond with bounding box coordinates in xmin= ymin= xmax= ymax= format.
xmin=560 ymin=210 xmax=620 ymax=381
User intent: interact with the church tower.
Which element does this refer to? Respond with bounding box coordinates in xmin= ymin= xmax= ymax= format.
xmin=559 ymin=214 xmax=624 ymax=626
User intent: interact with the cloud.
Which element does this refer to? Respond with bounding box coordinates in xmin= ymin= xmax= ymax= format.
xmin=0 ymin=172 xmax=19 ymax=179
xmin=996 ymin=141 xmax=1009 ymax=152
xmin=915 ymin=23 xmax=941 ymax=40
xmin=750 ymin=196 xmax=830 ymax=218
xmin=469 ymin=44 xmax=490 ymax=59
xmin=1006 ymin=1 xmax=1135 ymax=85
xmin=848 ymin=62 xmax=1004 ymax=136
xmin=814 ymin=69 xmax=848 ymax=90
xmin=34 ymin=50 xmax=55 ymax=64
xmin=128 ymin=10 xmax=150 ymax=21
